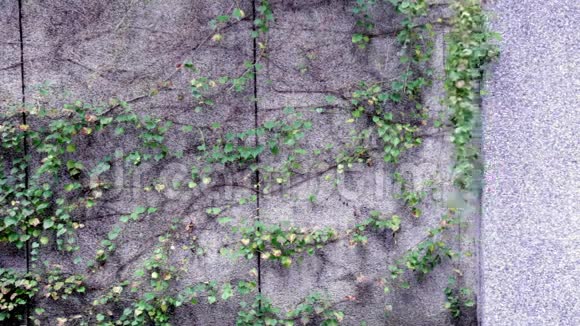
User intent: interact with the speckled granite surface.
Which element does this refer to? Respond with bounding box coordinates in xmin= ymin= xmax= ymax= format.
xmin=481 ymin=1 xmax=580 ymax=325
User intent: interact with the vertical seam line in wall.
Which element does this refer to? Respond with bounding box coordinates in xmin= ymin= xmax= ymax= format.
xmin=251 ymin=0 xmax=262 ymax=296
xmin=475 ymin=57 xmax=488 ymax=326
xmin=17 ymin=0 xmax=30 ymax=324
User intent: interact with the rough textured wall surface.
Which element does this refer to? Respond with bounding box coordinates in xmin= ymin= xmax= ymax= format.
xmin=1 ymin=0 xmax=479 ymax=325
xmin=0 ymin=0 xmax=25 ymax=272
xmin=481 ymin=1 xmax=580 ymax=325
xmin=256 ymin=2 xmax=463 ymax=325
xmin=22 ymin=1 xmax=257 ymax=324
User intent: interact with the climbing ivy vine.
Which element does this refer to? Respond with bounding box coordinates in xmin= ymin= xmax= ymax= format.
xmin=445 ymin=0 xmax=499 ymax=188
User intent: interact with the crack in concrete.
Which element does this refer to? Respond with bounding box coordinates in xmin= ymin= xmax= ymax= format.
xmin=17 ymin=1 xmax=31 ymax=324
xmin=252 ymin=0 xmax=263 ymax=298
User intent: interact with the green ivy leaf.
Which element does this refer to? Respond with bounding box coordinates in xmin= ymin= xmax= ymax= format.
xmin=221 ymin=283 xmax=233 ymax=300
xmin=43 ymin=219 xmax=54 ymax=230
xmin=217 ymin=217 xmax=233 ymax=225
xmin=206 ymin=207 xmax=222 ymax=216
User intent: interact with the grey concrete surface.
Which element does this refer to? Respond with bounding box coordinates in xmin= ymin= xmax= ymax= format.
xmin=1 ymin=0 xmax=479 ymax=324
xmin=481 ymin=1 xmax=580 ymax=325
xmin=0 ymin=0 xmax=21 ymax=107
xmin=257 ymin=2 xmax=467 ymax=325
xmin=20 ymin=0 xmax=257 ymax=324
xmin=0 ymin=0 xmax=26 ymax=272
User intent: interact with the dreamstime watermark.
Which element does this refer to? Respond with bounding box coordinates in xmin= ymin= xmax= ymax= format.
xmin=92 ymin=151 xmax=450 ymax=212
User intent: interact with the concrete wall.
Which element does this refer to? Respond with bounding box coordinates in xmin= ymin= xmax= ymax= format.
xmin=1 ymin=1 xmax=479 ymax=325
xmin=0 ymin=0 xmax=26 ymax=272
